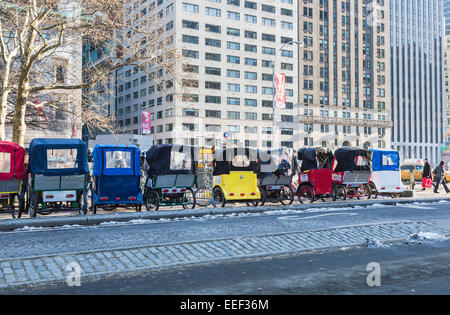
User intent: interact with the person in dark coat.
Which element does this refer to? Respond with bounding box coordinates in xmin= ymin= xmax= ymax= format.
xmin=433 ymin=161 xmax=450 ymax=193
xmin=422 ymin=159 xmax=432 ymax=191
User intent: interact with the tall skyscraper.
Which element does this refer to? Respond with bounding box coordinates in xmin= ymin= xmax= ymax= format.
xmin=297 ymin=0 xmax=391 ymax=150
xmin=445 ymin=0 xmax=450 ymax=33
xmin=113 ymin=0 xmax=391 ymax=150
xmin=390 ymin=0 xmax=446 ymax=163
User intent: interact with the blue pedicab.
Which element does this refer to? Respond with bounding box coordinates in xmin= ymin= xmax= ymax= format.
xmin=90 ymin=145 xmax=143 ymax=213
xmin=368 ymin=149 xmax=404 ymax=198
xmin=27 ymin=139 xmax=89 ymax=217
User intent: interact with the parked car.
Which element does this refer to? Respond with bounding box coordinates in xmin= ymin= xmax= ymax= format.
xmin=400 ymin=163 xmax=424 ymax=182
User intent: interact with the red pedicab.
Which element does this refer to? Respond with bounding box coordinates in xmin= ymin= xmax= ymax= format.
xmin=0 ymin=141 xmax=26 ymax=218
xmin=295 ymin=148 xmax=345 ymax=203
xmin=332 ymin=147 xmax=373 ymax=200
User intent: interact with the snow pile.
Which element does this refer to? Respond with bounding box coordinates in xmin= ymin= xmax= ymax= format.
xmin=409 ymin=232 xmax=448 ymax=242
xmin=364 ymin=237 xmax=389 ymax=248
xmin=14 ymin=226 xmax=46 ymax=232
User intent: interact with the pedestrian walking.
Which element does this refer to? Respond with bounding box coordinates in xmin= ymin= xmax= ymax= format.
xmin=433 ymin=161 xmax=450 ymax=193
xmin=421 ymin=159 xmax=432 ymax=191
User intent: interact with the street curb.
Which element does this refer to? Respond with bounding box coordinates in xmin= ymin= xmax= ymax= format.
xmin=0 ymin=197 xmax=449 ymax=232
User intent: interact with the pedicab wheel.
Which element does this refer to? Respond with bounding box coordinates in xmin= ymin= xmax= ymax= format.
xmin=358 ymin=184 xmax=372 ymax=200
xmin=332 ymin=185 xmax=347 ymax=201
xmin=213 ymin=187 xmax=226 ymax=208
xmin=246 ymin=200 xmax=259 ymax=207
xmin=368 ymin=182 xmax=378 ymax=199
xmin=9 ymin=194 xmax=18 ymax=219
xmin=182 ymin=188 xmax=196 ymax=210
xmin=259 ymin=188 xmax=266 ymax=207
xmin=297 ymin=185 xmax=315 ymax=204
xmin=80 ymin=190 xmax=88 ymax=216
xmin=18 ymin=194 xmax=25 ymax=219
xmin=29 ymin=192 xmax=38 ymax=218
xmin=280 ymin=186 xmax=294 ymax=206
xmin=145 ymin=189 xmax=160 ymax=211
xmin=194 ymin=188 xmax=209 ymax=207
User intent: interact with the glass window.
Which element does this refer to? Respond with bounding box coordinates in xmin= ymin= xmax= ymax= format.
xmin=232 ymin=155 xmax=250 ymax=168
xmin=0 ymin=152 xmax=11 ymax=173
xmin=105 ymin=151 xmax=131 ymax=169
xmin=170 ymin=150 xmax=192 ymax=171
xmin=47 ymin=149 xmax=78 ymax=169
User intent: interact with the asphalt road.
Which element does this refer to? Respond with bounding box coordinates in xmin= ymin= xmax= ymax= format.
xmin=0 ymin=201 xmax=449 ymax=259
xmin=0 ymin=201 xmax=449 ymax=294
xmin=4 ymin=239 xmax=450 ymax=295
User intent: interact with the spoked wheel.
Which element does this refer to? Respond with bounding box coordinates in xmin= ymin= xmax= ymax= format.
xmin=246 ymin=200 xmax=259 ymax=207
xmin=332 ymin=185 xmax=347 ymax=201
xmin=213 ymin=187 xmax=226 ymax=208
xmin=182 ymin=188 xmax=196 ymax=210
xmin=279 ymin=186 xmax=294 ymax=205
xmin=29 ymin=192 xmax=38 ymax=218
xmin=80 ymin=190 xmax=88 ymax=216
xmin=9 ymin=194 xmax=19 ymax=219
xmin=297 ymin=185 xmax=315 ymax=204
xmin=357 ymin=184 xmax=372 ymax=200
xmin=259 ymin=188 xmax=266 ymax=207
xmin=194 ymin=188 xmax=209 ymax=207
xmin=145 ymin=188 xmax=160 ymax=211
xmin=17 ymin=194 xmax=25 ymax=219
xmin=88 ymin=186 xmax=97 ymax=214
xmin=368 ymin=182 xmax=378 ymax=199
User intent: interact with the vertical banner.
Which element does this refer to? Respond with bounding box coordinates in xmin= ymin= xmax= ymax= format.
xmin=142 ymin=111 xmax=151 ymax=135
xmin=275 ymin=73 xmax=286 ymax=108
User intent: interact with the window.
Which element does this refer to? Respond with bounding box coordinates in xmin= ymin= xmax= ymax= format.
xmin=183 ymin=20 xmax=199 ymax=30
xmin=205 ymin=38 xmax=221 ymax=47
xmin=205 ymin=7 xmax=221 ymax=16
xmin=47 ymin=149 xmax=78 ymax=169
xmin=105 ymin=151 xmax=131 ymax=169
xmin=182 ymin=3 xmax=199 ymax=13
xmin=0 ymin=152 xmax=11 ymax=173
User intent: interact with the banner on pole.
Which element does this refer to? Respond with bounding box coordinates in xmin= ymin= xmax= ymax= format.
xmin=142 ymin=111 xmax=151 ymax=135
xmin=275 ymin=73 xmax=286 ymax=108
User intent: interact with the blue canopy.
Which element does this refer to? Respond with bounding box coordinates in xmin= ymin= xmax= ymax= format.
xmin=92 ymin=144 xmax=141 ymax=176
xmin=29 ymin=138 xmax=89 ymax=176
xmin=371 ymin=149 xmax=400 ymax=171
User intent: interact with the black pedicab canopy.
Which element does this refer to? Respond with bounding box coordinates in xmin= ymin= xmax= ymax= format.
xmin=257 ymin=148 xmax=294 ymax=175
xmin=297 ymin=148 xmax=334 ymax=172
xmin=333 ymin=147 xmax=373 ymax=172
xmin=145 ymin=144 xmax=197 ymax=176
xmin=213 ymin=147 xmax=258 ymax=175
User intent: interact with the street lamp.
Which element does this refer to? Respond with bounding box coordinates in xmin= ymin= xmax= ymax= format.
xmin=272 ymin=40 xmax=304 ymax=149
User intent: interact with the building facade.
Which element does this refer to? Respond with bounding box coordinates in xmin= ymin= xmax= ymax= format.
xmin=297 ymin=0 xmax=391 ymax=151
xmin=390 ymin=0 xmax=446 ymax=164
xmin=114 ymin=0 xmax=391 ymax=150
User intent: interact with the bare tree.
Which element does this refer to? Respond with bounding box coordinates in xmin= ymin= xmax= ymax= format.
xmin=0 ymin=0 xmax=177 ymax=146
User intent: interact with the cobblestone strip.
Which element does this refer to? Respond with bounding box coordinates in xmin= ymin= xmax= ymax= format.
xmin=0 ymin=221 xmax=444 ymax=289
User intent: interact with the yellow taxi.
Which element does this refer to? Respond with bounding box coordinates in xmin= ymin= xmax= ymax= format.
xmin=400 ymin=163 xmax=424 ymax=182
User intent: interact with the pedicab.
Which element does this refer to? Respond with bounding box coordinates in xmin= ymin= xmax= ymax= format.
xmin=90 ymin=144 xmax=143 ymax=214
xmin=295 ymin=147 xmax=344 ymax=203
xmin=368 ymin=149 xmax=404 ymax=198
xmin=0 ymin=141 xmax=26 ymax=218
xmin=27 ymin=138 xmax=89 ymax=217
xmin=256 ymin=148 xmax=295 ymax=206
xmin=332 ymin=147 xmax=373 ymax=199
xmin=143 ymin=144 xmax=197 ymax=211
xmin=212 ymin=147 xmax=261 ymax=207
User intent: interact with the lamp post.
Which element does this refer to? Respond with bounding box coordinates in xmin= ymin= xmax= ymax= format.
xmin=272 ymin=40 xmax=304 ymax=149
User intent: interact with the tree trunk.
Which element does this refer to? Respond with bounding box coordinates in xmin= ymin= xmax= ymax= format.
xmin=0 ymin=63 xmax=11 ymax=141
xmin=0 ymin=89 xmax=10 ymax=141
xmin=12 ymin=84 xmax=29 ymax=147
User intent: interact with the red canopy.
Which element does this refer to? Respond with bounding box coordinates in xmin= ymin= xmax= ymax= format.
xmin=0 ymin=141 xmax=26 ymax=181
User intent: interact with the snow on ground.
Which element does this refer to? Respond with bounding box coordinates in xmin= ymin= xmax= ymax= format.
xmin=409 ymin=232 xmax=449 ymax=242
